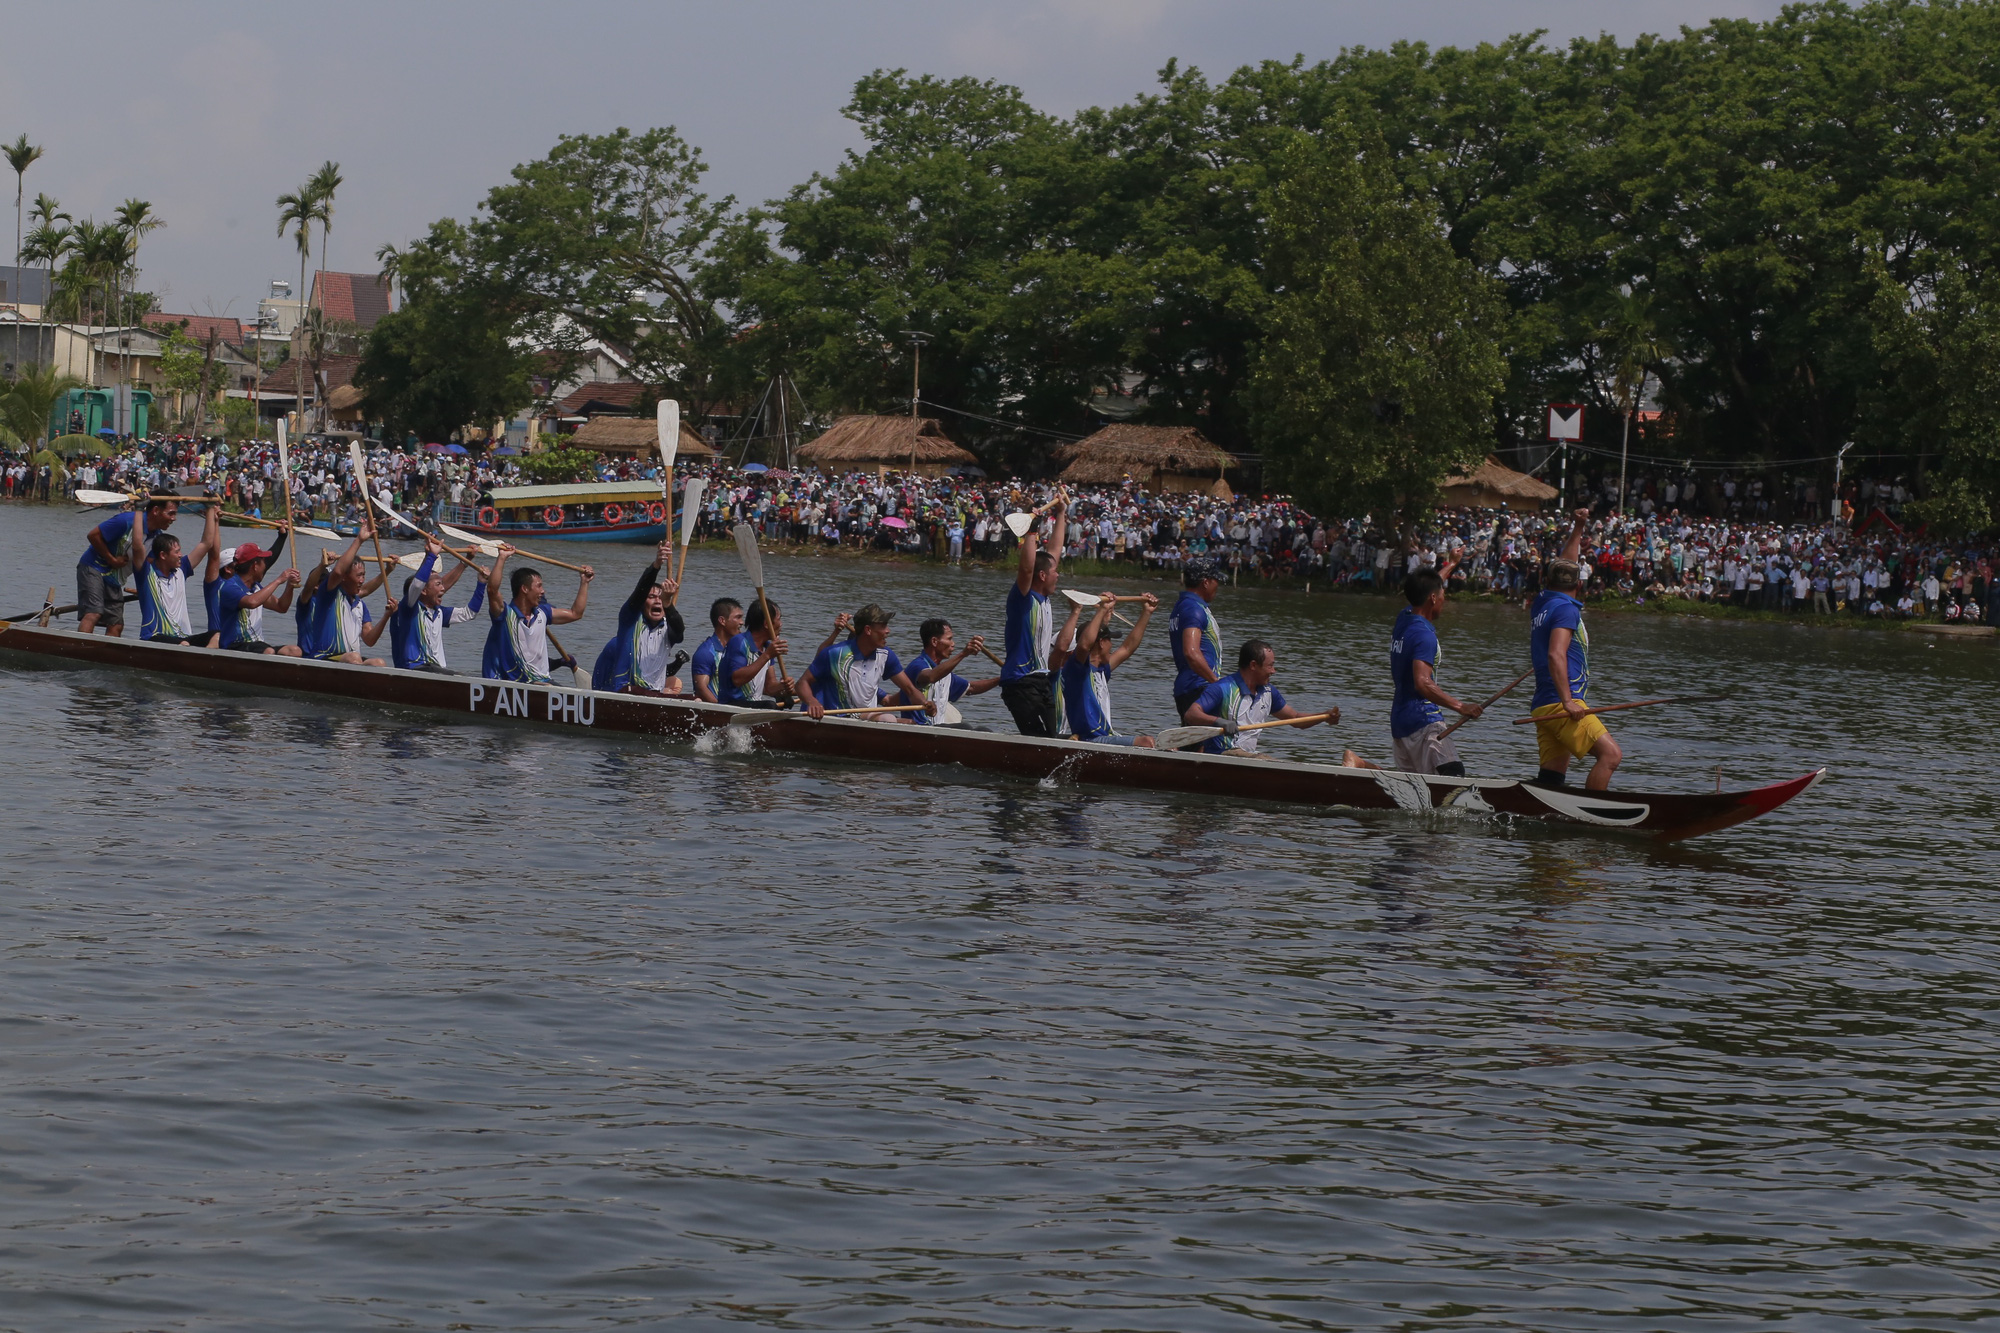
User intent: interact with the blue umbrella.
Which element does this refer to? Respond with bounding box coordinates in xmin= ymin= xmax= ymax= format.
xmin=96 ymin=428 xmax=117 ymax=438
xmin=445 ymin=443 xmax=469 ymax=455
xmin=742 ymin=462 xmax=769 ymax=474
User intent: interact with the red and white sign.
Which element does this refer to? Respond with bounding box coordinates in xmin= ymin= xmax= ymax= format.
xmin=1546 ymin=404 xmax=1584 ymax=442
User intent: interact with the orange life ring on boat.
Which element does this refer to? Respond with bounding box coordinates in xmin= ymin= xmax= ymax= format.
xmin=544 ymin=505 xmax=565 ymax=527
xmin=647 ymin=501 xmax=667 ymax=524
xmin=602 ymin=503 xmax=625 ymax=526
xmin=476 ymin=506 xmax=499 ymax=528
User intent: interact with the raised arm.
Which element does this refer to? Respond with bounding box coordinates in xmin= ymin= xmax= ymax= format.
xmin=1559 ymin=508 xmax=1590 ymax=564
xmin=188 ymin=504 xmax=220 ymax=568
xmin=485 ymin=545 xmax=513 ymax=616
xmin=549 ymin=564 xmax=594 ymax=625
xmin=1105 ymin=592 xmax=1156 ymax=670
xmin=1049 ymin=599 xmax=1086 ymax=671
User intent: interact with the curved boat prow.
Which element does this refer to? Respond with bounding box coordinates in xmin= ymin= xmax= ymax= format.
xmin=1657 ymin=767 xmax=1828 ymax=842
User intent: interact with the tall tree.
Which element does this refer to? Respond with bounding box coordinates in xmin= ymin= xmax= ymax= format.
xmin=1248 ymin=126 xmax=1507 ymax=526
xmin=307 ymin=159 xmax=342 ymax=312
xmin=5 ymin=134 xmax=42 ymax=301
xmin=276 ymin=183 xmax=321 ymax=429
xmin=27 ymin=193 xmax=65 ymax=320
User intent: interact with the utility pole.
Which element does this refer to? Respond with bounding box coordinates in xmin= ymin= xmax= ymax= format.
xmin=1832 ymin=441 xmax=1853 ymax=521
xmin=907 ymin=331 xmax=930 ymax=419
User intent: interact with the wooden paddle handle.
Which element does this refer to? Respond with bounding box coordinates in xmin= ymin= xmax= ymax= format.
xmin=1438 ymin=666 xmax=1534 ymax=738
xmin=974 ymin=644 xmax=1005 ymax=669
xmin=754 ymin=586 xmax=791 ymax=689
xmin=1238 ymin=709 xmax=1335 ymax=734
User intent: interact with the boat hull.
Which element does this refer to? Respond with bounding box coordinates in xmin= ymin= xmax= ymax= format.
xmin=0 ymin=623 xmax=1823 ymax=842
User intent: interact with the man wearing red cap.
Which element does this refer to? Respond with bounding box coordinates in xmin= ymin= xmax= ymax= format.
xmin=217 ymin=542 xmax=305 ymax=655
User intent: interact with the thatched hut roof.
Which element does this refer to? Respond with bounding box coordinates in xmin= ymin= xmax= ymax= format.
xmin=1054 ymin=423 xmax=1236 ymax=488
xmin=797 ymin=415 xmax=977 ymax=467
xmin=1441 ymin=455 xmax=1558 ymax=511
xmin=567 ymin=415 xmax=717 ymax=457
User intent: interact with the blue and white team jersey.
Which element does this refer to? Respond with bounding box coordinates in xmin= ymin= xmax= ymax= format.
xmin=79 ymin=511 xmax=148 ymax=576
xmin=1388 ymin=606 xmax=1446 ymax=738
xmin=1528 ymin=589 xmax=1589 ymax=708
xmin=298 ymin=579 xmax=341 ymax=658
xmin=717 ymin=631 xmax=774 ymax=705
xmin=322 ymin=589 xmax=372 ymax=658
xmin=1001 ymin=584 xmax=1053 ymax=680
xmin=388 ymin=556 xmax=482 ymax=670
xmin=807 ymin=639 xmax=903 ymax=710
xmin=483 ymin=599 xmax=554 ymax=683
xmin=1059 ymin=655 xmax=1117 ymax=741
xmin=898 ymin=651 xmax=969 ymax=726
xmin=202 ymin=575 xmax=224 ymax=640
xmin=135 ymin=556 xmax=196 ymax=639
xmin=1191 ymin=671 xmax=1288 ymax=755
xmin=1167 ymin=590 xmax=1220 ymax=697
xmin=690 ymin=633 xmax=728 ymax=694
xmin=217 ymin=575 xmax=266 ymax=647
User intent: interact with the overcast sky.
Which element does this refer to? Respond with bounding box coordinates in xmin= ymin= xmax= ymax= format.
xmin=1 ymin=1 xmax=1784 ymax=321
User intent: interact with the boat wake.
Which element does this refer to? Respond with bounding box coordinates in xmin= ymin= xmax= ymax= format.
xmin=694 ymin=726 xmax=757 ymax=757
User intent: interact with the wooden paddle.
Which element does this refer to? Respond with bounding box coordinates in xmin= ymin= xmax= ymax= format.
xmin=277 ymin=418 xmax=298 ymax=571
xmin=1003 ymin=489 xmax=1066 ymax=539
xmin=731 ymin=522 xmax=791 ymax=691
xmin=35 ymin=586 xmax=54 ymax=627
xmin=437 ymin=521 xmax=593 ymax=576
xmin=1155 ymin=709 xmax=1337 ymax=753
xmin=1059 ymin=588 xmax=1136 ymax=627
xmin=672 ymin=475 xmax=706 ymax=595
xmin=656 ymin=398 xmax=679 ymax=577
xmin=1438 ymin=666 xmax=1535 ymax=739
xmin=727 ymin=700 xmax=953 ymax=724
xmin=547 ymin=627 xmax=583 ymax=682
xmin=1510 ymin=693 xmax=1733 ymax=725
xmin=11 ymin=589 xmax=136 ymax=625
xmin=348 ymin=441 xmax=391 ymax=584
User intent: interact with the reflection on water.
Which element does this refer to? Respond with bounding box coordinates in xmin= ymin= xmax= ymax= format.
xmin=2 ymin=501 xmax=1998 ymax=1330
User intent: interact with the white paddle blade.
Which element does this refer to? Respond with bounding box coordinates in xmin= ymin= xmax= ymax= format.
xmin=1154 ymin=724 xmax=1220 ymax=752
xmin=933 ymin=698 xmax=962 ymax=726
xmin=74 ymin=488 xmax=132 ymax=506
xmin=679 ymin=477 xmax=706 ymax=548
xmin=347 ymin=440 xmax=369 ymax=494
xmin=437 ymin=521 xmax=482 ymax=546
xmin=277 ymin=417 xmax=289 ymax=467
xmin=1005 ymin=512 xmax=1034 ymax=538
xmin=367 ymin=492 xmax=421 ymax=535
xmin=1061 ymin=588 xmax=1099 ymax=608
xmin=731 ymin=523 xmax=764 ymax=589
xmin=293 ymin=525 xmax=349 ymax=543
xmin=397 ymin=552 xmax=428 ymax=570
xmin=656 ymin=399 xmax=680 ymax=474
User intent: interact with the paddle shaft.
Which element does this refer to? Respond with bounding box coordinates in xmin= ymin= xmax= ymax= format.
xmin=753 ymin=585 xmax=791 ymax=691
xmin=1438 ymin=666 xmax=1535 ymax=739
xmin=1512 ymin=694 xmax=1729 ymax=725
xmin=280 ymin=462 xmax=298 ymax=574
xmin=12 ymin=590 xmax=134 ymax=624
xmin=547 ymin=627 xmax=582 ymax=680
xmin=1159 ymin=709 xmax=1337 ymax=751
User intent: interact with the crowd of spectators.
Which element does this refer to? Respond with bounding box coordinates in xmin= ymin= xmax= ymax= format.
xmin=8 ymin=435 xmax=1995 ymax=628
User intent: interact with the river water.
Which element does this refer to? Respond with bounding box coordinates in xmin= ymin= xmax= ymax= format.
xmin=1 ymin=502 xmax=1995 ymax=1331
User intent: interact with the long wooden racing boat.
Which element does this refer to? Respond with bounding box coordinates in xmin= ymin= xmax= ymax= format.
xmin=0 ymin=622 xmax=1824 ymax=842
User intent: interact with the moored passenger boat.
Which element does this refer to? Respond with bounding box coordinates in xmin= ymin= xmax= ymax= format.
xmin=451 ymin=480 xmax=670 ymax=542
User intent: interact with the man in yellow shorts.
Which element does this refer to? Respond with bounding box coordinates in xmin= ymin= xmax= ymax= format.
xmin=1527 ymin=509 xmax=1623 ymax=791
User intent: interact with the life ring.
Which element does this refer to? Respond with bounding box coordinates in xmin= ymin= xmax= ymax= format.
xmin=476 ymin=506 xmax=499 ymax=528
xmin=647 ymin=501 xmax=667 ymax=524
xmin=544 ymin=506 xmax=565 ymax=527
xmin=602 ymin=503 xmax=625 ymax=526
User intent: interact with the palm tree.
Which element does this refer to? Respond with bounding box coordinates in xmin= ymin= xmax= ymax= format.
xmin=5 ymin=135 xmax=42 ymax=301
xmin=276 ymin=183 xmax=319 ymax=431
xmin=0 ymin=363 xmax=84 ymax=450
xmin=307 ymin=160 xmax=342 ymax=307
xmin=28 ymin=193 xmax=66 ymax=317
xmin=111 ymin=199 xmax=163 ymax=428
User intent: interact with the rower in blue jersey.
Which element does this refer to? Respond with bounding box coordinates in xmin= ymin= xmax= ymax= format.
xmin=133 ymin=504 xmax=222 ymax=644
xmin=1387 ymin=560 xmax=1481 ymax=776
xmin=390 ymin=537 xmax=486 ymax=674
xmin=215 ymin=541 xmax=305 ymax=655
xmin=1184 ymin=639 xmax=1333 ymax=755
xmin=201 ymin=520 xmax=278 ymax=649
xmin=898 ymin=618 xmax=1000 ymax=728
xmin=799 ymin=602 xmax=929 ymax=721
xmin=590 ymin=541 xmax=686 ymax=695
xmin=1056 ymin=591 xmax=1159 ymax=746
xmin=481 ymin=544 xmax=594 ymax=684
xmin=297 ymin=518 xmax=396 ymax=665
xmin=1168 ymin=559 xmax=1224 ymax=721
xmin=999 ymin=491 xmax=1068 ymax=736
xmin=690 ymin=598 xmax=742 ymax=703
xmin=77 ymin=494 xmax=180 ymax=636
xmin=1528 ymin=508 xmax=1623 ymax=791
xmin=718 ymin=597 xmax=792 ymax=707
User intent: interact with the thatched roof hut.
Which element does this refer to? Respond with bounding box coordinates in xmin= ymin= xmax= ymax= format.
xmin=797 ymin=415 xmax=978 ymax=478
xmin=1440 ymin=455 xmax=1558 ymax=512
xmin=1055 ymin=423 xmax=1237 ymax=498
xmin=567 ymin=415 xmax=717 ymax=458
